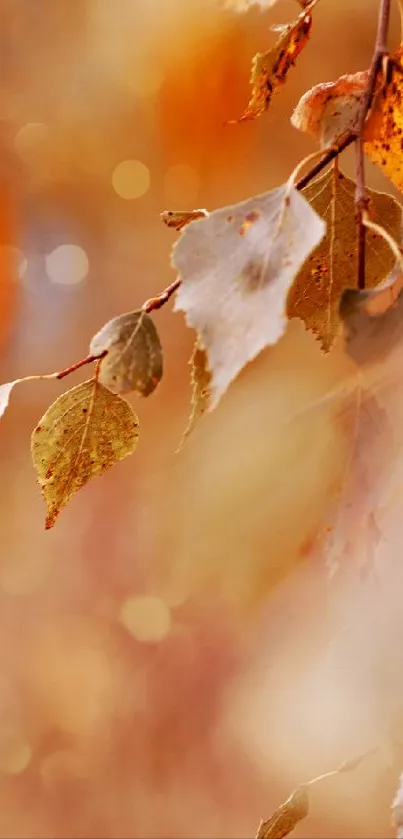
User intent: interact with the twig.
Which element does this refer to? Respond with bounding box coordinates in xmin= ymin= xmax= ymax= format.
xmin=56 ymin=351 xmax=107 ymax=380
xmin=142 ymin=278 xmax=182 ymax=313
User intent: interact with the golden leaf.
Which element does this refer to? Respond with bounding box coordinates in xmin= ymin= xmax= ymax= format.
xmin=233 ymin=6 xmax=312 ymax=123
xmin=31 ymin=379 xmax=139 ymax=529
xmin=89 ymin=310 xmax=163 ymax=396
xmin=363 ymin=47 xmax=403 ymax=192
xmin=177 ymin=342 xmax=211 ymax=450
xmin=161 ymin=209 xmax=208 ymax=231
xmin=287 ymin=166 xmax=402 ymax=351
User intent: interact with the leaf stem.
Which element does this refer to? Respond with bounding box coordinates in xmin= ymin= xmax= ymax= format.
xmin=55 ymin=351 xmax=107 ymax=380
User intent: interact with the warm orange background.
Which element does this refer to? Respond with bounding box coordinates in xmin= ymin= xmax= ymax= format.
xmin=1 ymin=1 xmax=403 ymax=836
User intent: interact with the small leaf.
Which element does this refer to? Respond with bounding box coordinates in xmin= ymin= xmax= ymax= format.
xmin=177 ymin=342 xmax=211 ymax=450
xmin=172 ymin=182 xmax=325 ymax=408
xmin=232 ymin=7 xmax=312 ymax=123
xmin=287 ymin=166 xmax=402 ymax=351
xmin=89 ymin=310 xmax=163 ymax=396
xmin=0 ymin=381 xmax=19 ymax=419
xmin=161 ymin=209 xmax=209 ymax=231
xmin=31 ymin=379 xmax=139 ymax=529
xmin=291 ymin=70 xmax=367 ymax=146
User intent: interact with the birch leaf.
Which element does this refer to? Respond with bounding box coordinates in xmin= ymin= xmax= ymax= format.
xmin=363 ymin=46 xmax=403 ymax=192
xmin=89 ymin=311 xmax=163 ymax=396
xmin=232 ymin=6 xmax=312 ymax=123
xmin=177 ymin=342 xmax=211 ymax=450
xmin=172 ymin=183 xmax=325 ymax=408
xmin=287 ymin=167 xmax=402 ymax=351
xmin=31 ymin=379 xmax=139 ymax=529
xmin=0 ymin=381 xmax=19 ymax=420
xmin=340 ymin=267 xmax=403 ymax=366
xmin=291 ymin=70 xmax=368 ymax=147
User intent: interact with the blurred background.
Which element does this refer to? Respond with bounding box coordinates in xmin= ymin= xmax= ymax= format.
xmin=2 ymin=0 xmax=403 ymax=836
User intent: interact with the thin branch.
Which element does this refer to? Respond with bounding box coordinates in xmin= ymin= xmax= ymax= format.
xmin=142 ymin=278 xmax=182 ymax=313
xmin=56 ymin=351 xmax=107 ymax=380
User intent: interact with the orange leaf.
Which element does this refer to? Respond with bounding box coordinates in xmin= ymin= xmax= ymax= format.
xmin=232 ymin=7 xmax=312 ymax=123
xmin=363 ymin=47 xmax=403 ymax=192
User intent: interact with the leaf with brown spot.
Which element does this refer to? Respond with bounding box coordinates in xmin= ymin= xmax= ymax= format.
xmin=287 ymin=166 xmax=402 ymax=351
xmin=89 ymin=310 xmax=163 ymax=396
xmin=291 ymin=70 xmax=368 ymax=146
xmin=161 ymin=209 xmax=209 ymax=231
xmin=363 ymin=47 xmax=403 ymax=193
xmin=31 ymin=379 xmax=139 ymax=529
xmin=232 ymin=5 xmax=312 ymax=123
xmin=177 ymin=342 xmax=211 ymax=451
xmin=172 ymin=182 xmax=325 ymax=407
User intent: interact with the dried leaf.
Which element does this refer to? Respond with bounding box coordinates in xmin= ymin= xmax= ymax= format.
xmin=31 ymin=379 xmax=139 ymax=529
xmin=177 ymin=342 xmax=211 ymax=450
xmin=392 ymin=773 xmax=403 ymax=838
xmin=287 ymin=167 xmax=402 ymax=351
xmin=291 ymin=70 xmax=368 ymax=146
xmin=233 ymin=7 xmax=312 ymax=122
xmin=161 ymin=209 xmax=209 ymax=231
xmin=320 ymin=388 xmax=394 ymax=578
xmin=363 ymin=47 xmax=403 ymax=192
xmin=172 ymin=183 xmax=325 ymax=408
xmin=256 ymin=785 xmax=309 ymax=839
xmin=89 ymin=310 xmax=163 ymax=396
xmin=0 ymin=381 xmax=19 ymax=419
xmin=340 ymin=267 xmax=403 ymax=366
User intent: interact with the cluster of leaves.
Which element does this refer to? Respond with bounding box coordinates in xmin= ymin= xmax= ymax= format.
xmin=3 ymin=0 xmax=403 ymax=564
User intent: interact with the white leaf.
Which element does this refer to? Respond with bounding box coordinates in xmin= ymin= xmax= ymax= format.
xmin=172 ymin=184 xmax=326 ymax=408
xmin=0 ymin=381 xmax=20 ymax=420
xmin=393 ymin=773 xmax=403 ymax=838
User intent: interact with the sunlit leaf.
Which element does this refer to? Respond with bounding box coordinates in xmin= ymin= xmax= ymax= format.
xmin=161 ymin=209 xmax=209 ymax=231
xmin=256 ymin=786 xmax=309 ymax=839
xmin=232 ymin=6 xmax=312 ymax=123
xmin=172 ymin=182 xmax=325 ymax=408
xmin=177 ymin=341 xmax=211 ymax=450
xmin=363 ymin=47 xmax=403 ymax=192
xmin=31 ymin=379 xmax=139 ymax=529
xmin=287 ymin=166 xmax=402 ymax=351
xmin=89 ymin=310 xmax=163 ymax=396
xmin=291 ymin=70 xmax=368 ymax=146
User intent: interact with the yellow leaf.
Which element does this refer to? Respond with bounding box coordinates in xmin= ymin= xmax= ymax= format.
xmin=363 ymin=47 xmax=403 ymax=192
xmin=287 ymin=166 xmax=402 ymax=351
xmin=31 ymin=379 xmax=139 ymax=529
xmin=233 ymin=7 xmax=312 ymax=123
xmin=89 ymin=310 xmax=163 ymax=396
xmin=177 ymin=342 xmax=211 ymax=450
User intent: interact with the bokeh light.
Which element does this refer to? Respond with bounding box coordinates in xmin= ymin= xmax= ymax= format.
xmin=112 ymin=159 xmax=150 ymax=199
xmin=120 ymin=595 xmax=171 ymax=642
xmin=45 ymin=244 xmax=89 ymax=285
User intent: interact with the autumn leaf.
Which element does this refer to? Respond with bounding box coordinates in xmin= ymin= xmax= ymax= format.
xmin=291 ymin=70 xmax=368 ymax=146
xmin=31 ymin=379 xmax=139 ymax=529
xmin=320 ymin=388 xmax=396 ymax=579
xmin=363 ymin=47 xmax=403 ymax=192
xmin=340 ymin=267 xmax=403 ymax=367
xmin=392 ymin=773 xmax=403 ymax=839
xmin=172 ymin=182 xmax=325 ymax=408
xmin=161 ymin=209 xmax=209 ymax=231
xmin=232 ymin=5 xmax=312 ymax=123
xmin=89 ymin=310 xmax=163 ymax=396
xmin=287 ymin=166 xmax=402 ymax=351
xmin=177 ymin=342 xmax=211 ymax=450
xmin=256 ymin=786 xmax=309 ymax=839
xmin=0 ymin=381 xmax=19 ymax=419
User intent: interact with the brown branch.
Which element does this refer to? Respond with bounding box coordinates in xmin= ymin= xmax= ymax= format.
xmin=142 ymin=278 xmax=182 ymax=313
xmin=56 ymin=351 xmax=107 ymax=381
